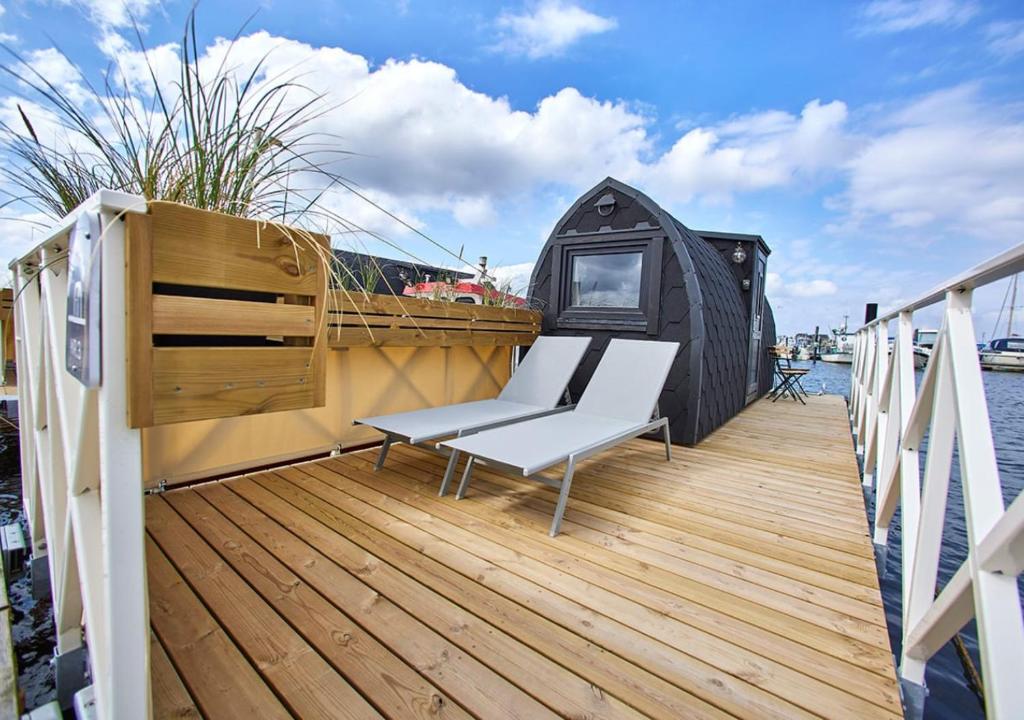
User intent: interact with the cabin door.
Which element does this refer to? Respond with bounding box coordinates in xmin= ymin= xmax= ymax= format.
xmin=745 ymin=254 xmax=767 ymax=403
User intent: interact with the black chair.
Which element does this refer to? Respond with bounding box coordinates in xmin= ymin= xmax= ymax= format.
xmin=769 ymin=348 xmax=809 ymax=404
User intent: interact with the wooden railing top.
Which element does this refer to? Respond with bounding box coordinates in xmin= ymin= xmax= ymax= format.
xmin=327 ymin=291 xmax=542 ymax=349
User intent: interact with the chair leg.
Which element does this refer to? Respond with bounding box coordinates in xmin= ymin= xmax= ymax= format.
xmin=374 ymin=435 xmax=393 ymax=471
xmin=662 ymin=420 xmax=672 ymax=461
xmin=455 ymin=456 xmax=475 ymax=500
xmin=549 ymin=458 xmax=577 ymax=537
xmin=439 ymin=450 xmax=460 ymax=497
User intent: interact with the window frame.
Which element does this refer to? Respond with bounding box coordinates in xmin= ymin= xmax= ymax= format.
xmin=550 ymin=232 xmax=663 ymax=333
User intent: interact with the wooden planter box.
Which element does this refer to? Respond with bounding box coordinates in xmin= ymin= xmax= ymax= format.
xmin=124 ymin=201 xmax=543 ymax=428
xmin=126 ymin=202 xmax=330 ymax=427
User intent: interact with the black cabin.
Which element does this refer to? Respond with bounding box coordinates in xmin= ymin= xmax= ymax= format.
xmin=528 ymin=178 xmax=777 ymax=445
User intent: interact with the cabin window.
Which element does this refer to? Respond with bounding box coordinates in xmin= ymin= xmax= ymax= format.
xmin=552 ymin=235 xmax=663 ymax=333
xmin=569 ymin=252 xmax=643 ymax=308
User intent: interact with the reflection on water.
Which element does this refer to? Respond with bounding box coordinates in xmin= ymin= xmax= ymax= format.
xmin=788 ymin=359 xmax=1024 ymax=720
xmin=0 ymin=415 xmax=57 ymax=711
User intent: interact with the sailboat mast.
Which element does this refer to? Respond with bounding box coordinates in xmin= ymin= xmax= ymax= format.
xmin=1009 ymin=273 xmax=1018 ymax=337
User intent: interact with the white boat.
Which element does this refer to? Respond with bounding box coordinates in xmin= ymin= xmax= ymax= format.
xmin=980 ymin=274 xmax=1023 ymax=371
xmin=979 ymin=337 xmax=1024 ymax=371
xmin=821 ymin=321 xmax=854 ymax=364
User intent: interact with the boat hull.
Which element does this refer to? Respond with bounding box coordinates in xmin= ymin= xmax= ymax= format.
xmin=979 ymin=351 xmax=1024 ymax=372
xmin=819 ymin=352 xmax=853 ymax=364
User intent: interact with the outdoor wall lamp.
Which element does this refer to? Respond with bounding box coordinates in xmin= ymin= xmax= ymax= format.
xmin=731 ymin=242 xmax=747 ymax=264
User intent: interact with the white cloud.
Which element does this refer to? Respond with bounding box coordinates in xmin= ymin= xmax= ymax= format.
xmin=451 ymin=196 xmax=497 ymax=227
xmin=836 ymin=84 xmax=1024 ymax=241
xmin=97 ymin=31 xmax=180 ymax=95
xmin=649 ymin=99 xmax=850 ymax=204
xmin=765 ymin=272 xmax=838 ymax=299
xmin=859 ymin=0 xmax=978 ymax=34
xmin=57 ymin=0 xmax=160 ymax=29
xmin=986 ymin=20 xmax=1024 ymax=59
xmin=494 ymin=1 xmax=617 ymax=59
xmin=489 ymin=261 xmax=535 ymax=295
xmin=20 ymin=47 xmax=80 ymax=88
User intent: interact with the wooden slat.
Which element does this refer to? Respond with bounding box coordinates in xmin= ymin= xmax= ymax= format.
xmin=271 ymin=465 xmax=893 ymax=720
xmin=149 ymin=201 xmax=329 ymax=295
xmin=330 ymin=291 xmax=541 ymax=324
xmin=151 ymin=347 xmax=317 ymax=425
xmin=152 ymin=295 xmax=317 ymax=337
xmin=163 ymin=487 xmax=471 ymax=720
xmin=334 ymin=449 xmax=899 ymax=714
xmin=331 ymin=314 xmax=538 ymax=332
xmin=149 ymin=632 xmax=200 ymax=720
xmin=126 ymin=213 xmax=155 ymax=428
xmin=147 ymin=496 xmax=383 ymax=720
xmin=146 ymin=395 xmax=902 ymax=720
xmin=198 ymin=481 xmax=566 ymax=720
xmin=146 ymin=535 xmax=292 ymax=720
xmin=328 ymin=327 xmax=538 ymax=349
xmin=218 ymin=478 xmax=726 ymax=719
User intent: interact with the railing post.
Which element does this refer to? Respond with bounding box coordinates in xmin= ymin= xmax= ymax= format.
xmin=900 ymin=309 xmax=954 ymax=703
xmin=97 ymin=209 xmax=151 ymax=719
xmin=871 ymin=312 xmax=920 ymax=571
xmin=945 ymin=288 xmax=1024 ymax=718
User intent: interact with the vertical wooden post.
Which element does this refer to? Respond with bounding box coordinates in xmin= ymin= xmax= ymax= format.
xmin=98 ymin=210 xmax=151 ymax=719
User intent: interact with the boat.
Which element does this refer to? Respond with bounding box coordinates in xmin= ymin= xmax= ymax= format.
xmin=910 ymin=328 xmax=937 ymax=369
xmin=980 ymin=274 xmax=1023 ymax=371
xmin=402 ymin=256 xmax=527 ymax=306
xmin=979 ymin=337 xmax=1024 ymax=371
xmin=820 ymin=319 xmax=854 ymax=363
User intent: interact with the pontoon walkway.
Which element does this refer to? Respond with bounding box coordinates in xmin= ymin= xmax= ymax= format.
xmin=146 ymin=395 xmax=901 ymax=719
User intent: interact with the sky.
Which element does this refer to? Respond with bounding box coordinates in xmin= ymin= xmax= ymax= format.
xmin=0 ymin=0 xmax=1022 ymax=337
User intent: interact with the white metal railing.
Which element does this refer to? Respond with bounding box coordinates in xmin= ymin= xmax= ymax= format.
xmin=850 ymin=243 xmax=1024 ymax=719
xmin=12 ymin=191 xmax=151 ymax=718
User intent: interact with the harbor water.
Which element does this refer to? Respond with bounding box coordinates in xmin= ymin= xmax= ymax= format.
xmin=790 ymin=358 xmax=1024 ymax=720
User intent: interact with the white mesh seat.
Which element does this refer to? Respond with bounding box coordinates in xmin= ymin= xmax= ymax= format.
xmin=354 ymin=335 xmax=592 ymax=493
xmin=442 ymin=338 xmax=680 ymax=536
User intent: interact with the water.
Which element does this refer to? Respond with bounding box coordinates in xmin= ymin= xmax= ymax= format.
xmin=0 ymin=412 xmax=58 ymax=711
xmin=790 ymin=359 xmax=1024 ymax=719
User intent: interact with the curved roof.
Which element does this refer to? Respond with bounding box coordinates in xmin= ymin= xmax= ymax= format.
xmin=529 ymin=177 xmax=756 ymax=443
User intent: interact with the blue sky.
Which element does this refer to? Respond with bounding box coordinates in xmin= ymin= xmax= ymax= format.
xmin=1 ymin=0 xmax=1023 ymax=336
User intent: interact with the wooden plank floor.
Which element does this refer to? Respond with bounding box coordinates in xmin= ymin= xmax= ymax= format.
xmin=146 ymin=395 xmax=902 ymax=720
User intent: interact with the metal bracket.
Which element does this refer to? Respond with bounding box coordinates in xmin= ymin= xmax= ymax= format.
xmin=53 ymin=644 xmax=88 ymax=710
xmin=73 ymin=684 xmax=98 ymax=720
xmin=873 ymin=542 xmax=889 ymax=579
xmin=144 ymin=479 xmax=168 ymax=496
xmin=31 ymin=554 xmax=51 ymax=601
xmin=900 ymin=677 xmax=928 ymax=720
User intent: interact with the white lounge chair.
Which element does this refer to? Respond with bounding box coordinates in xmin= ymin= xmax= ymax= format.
xmin=441 ymin=338 xmax=679 ymax=536
xmin=355 ymin=335 xmax=592 ymax=495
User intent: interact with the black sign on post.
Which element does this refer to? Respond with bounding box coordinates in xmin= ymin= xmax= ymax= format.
xmin=66 ymin=212 xmax=102 ymax=387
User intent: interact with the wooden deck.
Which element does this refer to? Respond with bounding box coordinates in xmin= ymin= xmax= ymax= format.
xmin=145 ymin=394 xmax=902 ymax=720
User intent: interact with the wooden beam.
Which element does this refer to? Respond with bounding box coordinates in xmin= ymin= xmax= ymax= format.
xmin=328 ymin=327 xmax=539 ymax=349
xmin=125 ymin=213 xmax=154 ymax=428
xmin=149 ymin=202 xmax=329 ymax=296
xmin=150 ymin=347 xmax=318 ymax=425
xmin=152 ymin=295 xmax=317 ymax=337
xmin=329 ymin=291 xmax=540 ymax=324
